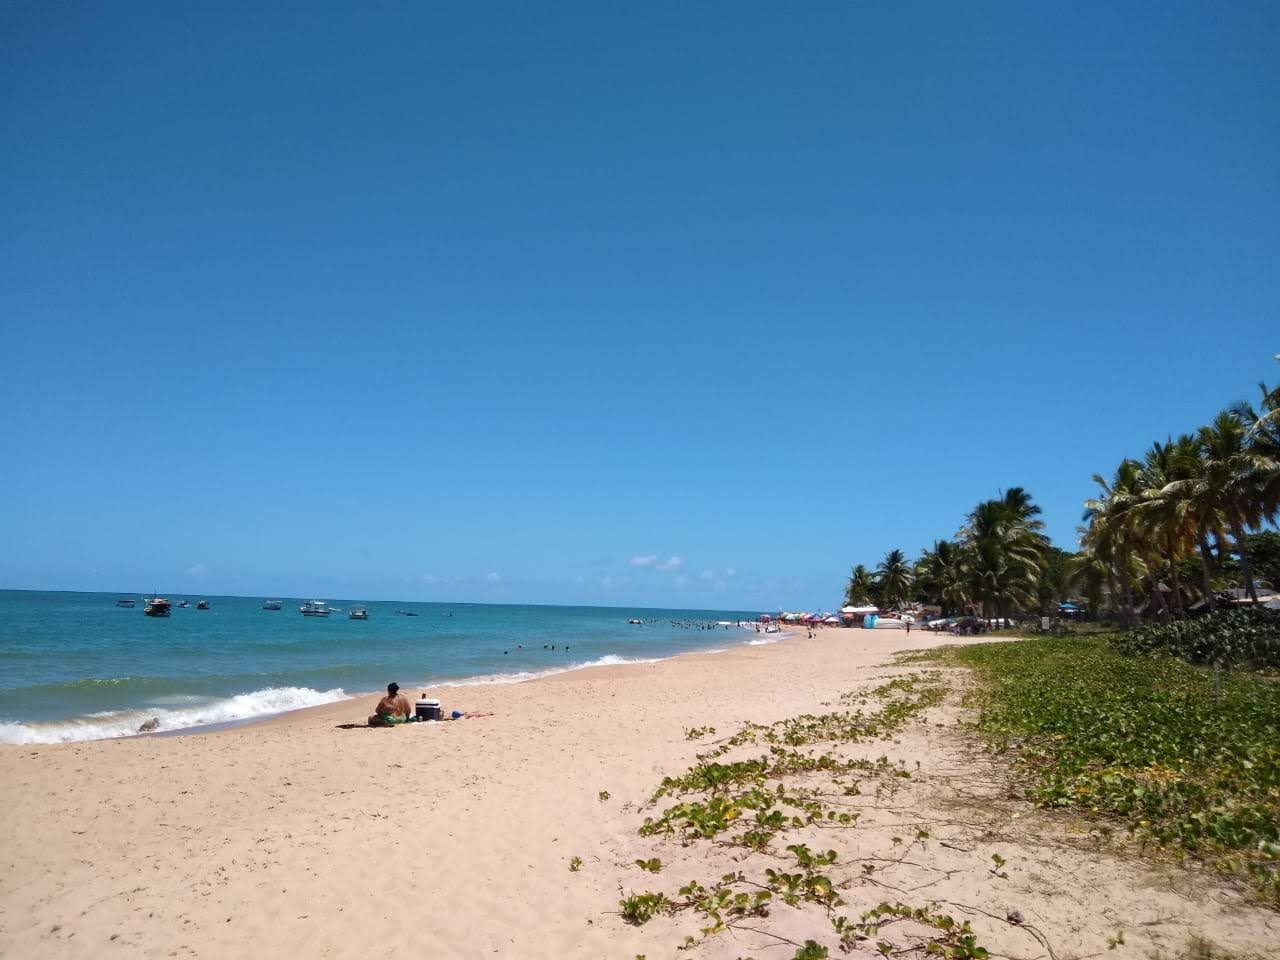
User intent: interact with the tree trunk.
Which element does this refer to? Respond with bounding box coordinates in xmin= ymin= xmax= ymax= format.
xmin=1196 ymin=532 xmax=1218 ymax=611
xmin=1167 ymin=531 xmax=1185 ymax=617
xmin=1150 ymin=574 xmax=1171 ymax=621
xmin=1119 ymin=548 xmax=1134 ymax=628
xmin=1214 ymin=533 xmax=1230 ymax=566
xmin=1230 ymin=519 xmax=1259 ymax=604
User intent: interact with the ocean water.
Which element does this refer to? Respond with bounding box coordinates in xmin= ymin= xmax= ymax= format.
xmin=0 ymin=590 xmax=767 ymax=744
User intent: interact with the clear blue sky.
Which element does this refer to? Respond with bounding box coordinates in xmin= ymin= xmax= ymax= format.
xmin=2 ymin=2 xmax=1277 ymax=609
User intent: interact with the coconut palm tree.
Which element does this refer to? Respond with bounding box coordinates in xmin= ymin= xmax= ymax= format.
xmin=915 ymin=540 xmax=970 ymax=615
xmin=959 ymin=488 xmax=1049 ymax=622
xmin=1163 ymin=432 xmax=1225 ymax=609
xmin=1082 ymin=461 xmax=1148 ymax=626
xmin=1195 ymin=411 xmax=1265 ymax=602
xmin=875 ymin=549 xmax=914 ymax=610
xmin=1135 ymin=440 xmax=1199 ymax=617
xmin=1234 ymin=379 xmax=1280 ymax=524
xmin=845 ymin=564 xmax=878 ymax=606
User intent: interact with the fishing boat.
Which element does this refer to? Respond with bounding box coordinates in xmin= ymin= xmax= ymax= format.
xmin=300 ymin=600 xmax=331 ymax=617
xmin=262 ymin=600 xmax=283 ymax=611
xmin=178 ymin=600 xmax=190 ymax=608
xmin=196 ymin=600 xmax=210 ymax=610
xmin=115 ymin=598 xmax=136 ymax=608
xmin=144 ymin=597 xmax=171 ymax=617
xmin=348 ymin=605 xmax=369 ymax=620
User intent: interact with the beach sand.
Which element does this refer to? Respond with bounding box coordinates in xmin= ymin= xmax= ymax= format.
xmin=1 ymin=629 xmax=1276 ymax=959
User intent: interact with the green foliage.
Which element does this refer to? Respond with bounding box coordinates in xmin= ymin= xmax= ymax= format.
xmin=1114 ymin=607 xmax=1280 ymax=669
xmin=618 ymin=891 xmax=673 ymax=925
xmin=634 ymin=857 xmax=663 ymax=873
xmin=833 ymin=902 xmax=990 ymax=957
xmin=568 ymin=855 xmax=582 ymax=872
xmin=948 ymin=636 xmax=1280 ymax=900
xmin=684 ymin=725 xmax=716 ymax=740
xmin=790 ymin=941 xmax=828 ymax=960
xmin=640 ymin=679 xmax=936 ymax=847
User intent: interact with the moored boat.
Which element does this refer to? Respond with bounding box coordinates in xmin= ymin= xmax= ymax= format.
xmin=178 ymin=600 xmax=190 ymax=608
xmin=196 ymin=600 xmax=210 ymax=610
xmin=300 ymin=600 xmax=331 ymax=617
xmin=115 ymin=598 xmax=136 ymax=608
xmin=348 ymin=605 xmax=369 ymax=620
xmin=144 ymin=597 xmax=171 ymax=617
xmin=262 ymin=600 xmax=283 ymax=611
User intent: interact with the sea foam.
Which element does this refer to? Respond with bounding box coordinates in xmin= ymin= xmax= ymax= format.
xmin=0 ymin=685 xmax=349 ymax=744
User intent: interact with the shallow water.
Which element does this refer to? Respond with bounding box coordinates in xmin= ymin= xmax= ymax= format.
xmin=0 ymin=590 xmax=764 ymax=742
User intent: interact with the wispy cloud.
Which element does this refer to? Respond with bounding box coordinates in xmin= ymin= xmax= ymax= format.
xmin=630 ymin=555 xmax=658 ymax=567
xmin=657 ymin=555 xmax=683 ymax=571
xmin=485 ymin=571 xmax=502 ymax=583
xmin=186 ymin=562 xmax=205 ymax=577
xmin=673 ymin=574 xmax=688 ymax=587
xmin=422 ymin=573 xmax=438 ymax=584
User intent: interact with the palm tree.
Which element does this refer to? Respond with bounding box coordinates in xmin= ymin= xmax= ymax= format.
xmin=1234 ymin=378 xmax=1280 ymax=525
xmin=1163 ymin=432 xmax=1225 ymax=609
xmin=915 ymin=540 xmax=970 ymax=615
xmin=1135 ymin=440 xmax=1198 ymax=618
xmin=959 ymin=488 xmax=1049 ymax=623
xmin=1082 ymin=462 xmax=1147 ymax=626
xmin=845 ymin=564 xmax=878 ymax=606
xmin=875 ymin=549 xmax=914 ymax=610
xmin=1196 ymin=411 xmax=1265 ymax=603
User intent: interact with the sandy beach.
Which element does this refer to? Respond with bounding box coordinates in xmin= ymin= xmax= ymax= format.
xmin=2 ymin=628 xmax=1276 ymax=960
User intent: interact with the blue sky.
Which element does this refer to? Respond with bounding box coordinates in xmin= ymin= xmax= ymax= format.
xmin=2 ymin=2 xmax=1277 ymax=610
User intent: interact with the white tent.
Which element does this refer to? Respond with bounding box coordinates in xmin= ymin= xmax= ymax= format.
xmin=841 ymin=605 xmax=878 ymax=615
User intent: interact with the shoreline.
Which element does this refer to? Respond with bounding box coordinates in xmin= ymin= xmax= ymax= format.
xmin=0 ymin=623 xmax=796 ymax=745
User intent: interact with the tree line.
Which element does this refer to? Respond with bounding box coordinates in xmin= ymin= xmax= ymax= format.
xmin=845 ymin=364 xmax=1280 ymax=624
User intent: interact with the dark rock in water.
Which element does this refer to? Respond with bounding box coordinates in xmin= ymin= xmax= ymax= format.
xmin=138 ymin=717 xmax=161 ymax=733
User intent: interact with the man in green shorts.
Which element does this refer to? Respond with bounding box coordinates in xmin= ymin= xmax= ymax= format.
xmin=369 ymin=682 xmax=412 ymax=726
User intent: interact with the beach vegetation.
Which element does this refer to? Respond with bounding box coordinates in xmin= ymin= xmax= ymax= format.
xmin=834 ymin=902 xmax=990 ymax=958
xmin=634 ymin=857 xmax=663 ymax=873
xmin=598 ymin=790 xmax=611 ymax=802
xmin=936 ymin=635 xmax=1280 ymax=901
xmin=684 ymin=725 xmax=716 ymax=740
xmin=618 ymin=891 xmax=673 ymax=925
xmin=789 ymin=941 xmax=828 ymax=960
xmin=1112 ymin=606 xmax=1280 ymax=670
xmin=568 ymin=855 xmax=582 ymax=872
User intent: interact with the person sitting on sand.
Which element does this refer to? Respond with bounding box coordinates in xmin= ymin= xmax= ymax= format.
xmin=369 ymin=682 xmax=411 ymax=726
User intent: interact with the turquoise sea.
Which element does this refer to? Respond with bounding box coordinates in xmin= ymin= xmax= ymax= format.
xmin=0 ymin=590 xmax=770 ymax=743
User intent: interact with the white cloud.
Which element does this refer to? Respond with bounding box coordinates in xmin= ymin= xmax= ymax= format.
xmin=699 ymin=570 xmax=715 ymax=581
xmin=673 ymin=575 xmax=688 ymax=587
xmin=630 ymin=555 xmax=658 ymax=567
xmin=422 ymin=573 xmax=438 ymax=584
xmin=657 ymin=555 xmax=683 ymax=570
xmin=724 ymin=568 xmax=736 ymax=578
xmin=186 ymin=563 xmax=205 ymax=577
xmin=485 ymin=572 xmax=501 ymax=583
